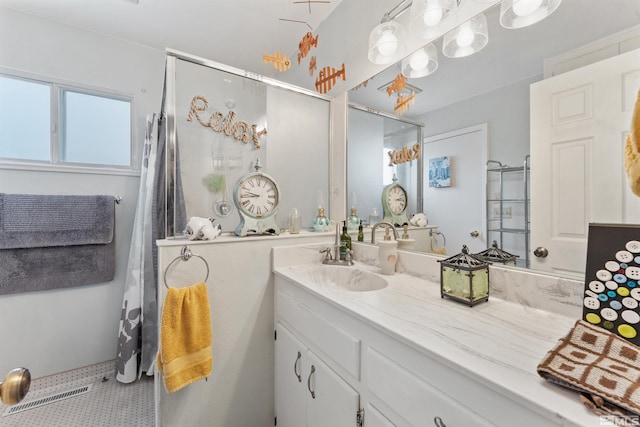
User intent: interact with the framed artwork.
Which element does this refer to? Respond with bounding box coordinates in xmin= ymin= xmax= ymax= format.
xmin=428 ymin=156 xmax=451 ymax=188
xmin=582 ymin=223 xmax=640 ymax=346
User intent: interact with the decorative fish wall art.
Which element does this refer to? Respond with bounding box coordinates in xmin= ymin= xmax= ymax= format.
xmin=394 ymin=91 xmax=415 ymax=116
xmin=387 ymin=74 xmax=407 ymax=96
xmin=263 ymin=51 xmax=291 ymax=72
xmin=298 ymin=32 xmax=319 ymax=64
xmin=315 ymin=63 xmax=346 ymax=94
xmin=308 ymin=56 xmax=317 ymax=76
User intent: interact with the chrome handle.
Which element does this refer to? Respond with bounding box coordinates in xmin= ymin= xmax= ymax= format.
xmin=470 ymin=230 xmax=479 ymax=238
xmin=534 ymin=247 xmax=549 ymax=258
xmin=307 ymin=365 xmax=316 ymax=399
xmin=434 ymin=416 xmax=446 ymax=427
xmin=293 ymin=351 xmax=302 ymax=382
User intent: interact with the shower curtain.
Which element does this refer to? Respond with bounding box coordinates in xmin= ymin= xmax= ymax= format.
xmin=116 ymin=113 xmax=161 ymax=383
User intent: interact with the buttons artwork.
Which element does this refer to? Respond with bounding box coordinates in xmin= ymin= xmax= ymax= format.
xmin=583 ymin=239 xmax=640 ymax=343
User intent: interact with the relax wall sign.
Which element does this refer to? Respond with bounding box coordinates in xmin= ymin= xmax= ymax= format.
xmin=388 ymin=143 xmax=421 ymax=166
xmin=186 ymin=95 xmax=267 ymax=149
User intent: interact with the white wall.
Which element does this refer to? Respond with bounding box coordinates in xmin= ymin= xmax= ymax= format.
xmin=418 ymin=74 xmax=539 ymax=166
xmin=0 ymin=6 xmax=165 ymax=378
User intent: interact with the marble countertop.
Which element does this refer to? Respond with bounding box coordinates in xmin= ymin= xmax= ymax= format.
xmin=273 ymin=253 xmax=598 ymax=426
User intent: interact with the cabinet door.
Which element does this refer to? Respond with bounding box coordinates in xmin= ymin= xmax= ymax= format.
xmin=306 ymin=350 xmax=360 ymax=427
xmin=275 ymin=322 xmax=307 ymax=427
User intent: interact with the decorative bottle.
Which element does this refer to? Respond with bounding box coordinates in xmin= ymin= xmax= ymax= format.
xmin=312 ymin=207 xmax=330 ymax=232
xmin=339 ymin=221 xmax=352 ymax=260
xmin=347 ymin=207 xmax=360 ymax=232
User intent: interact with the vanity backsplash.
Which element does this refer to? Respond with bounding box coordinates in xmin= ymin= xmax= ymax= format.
xmin=274 ymin=241 xmax=584 ymax=319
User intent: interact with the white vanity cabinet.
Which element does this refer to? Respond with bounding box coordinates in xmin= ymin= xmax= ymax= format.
xmin=274 ymin=271 xmax=568 ymax=427
xmin=275 ymin=292 xmax=361 ymax=427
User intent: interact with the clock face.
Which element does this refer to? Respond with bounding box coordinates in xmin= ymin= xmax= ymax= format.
xmin=387 ymin=185 xmax=407 ymax=214
xmin=237 ymin=174 xmax=279 ymax=218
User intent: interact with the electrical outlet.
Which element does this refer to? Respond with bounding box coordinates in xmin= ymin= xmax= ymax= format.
xmin=493 ymin=207 xmax=512 ymax=218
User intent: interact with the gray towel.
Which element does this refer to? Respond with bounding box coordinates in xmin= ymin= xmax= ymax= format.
xmin=0 ymin=193 xmax=116 ymax=295
xmin=0 ymin=194 xmax=114 ymax=249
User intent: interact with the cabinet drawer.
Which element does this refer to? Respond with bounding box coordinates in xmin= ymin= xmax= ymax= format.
xmin=366 ymin=347 xmax=493 ymax=427
xmin=277 ymin=289 xmax=360 ymax=379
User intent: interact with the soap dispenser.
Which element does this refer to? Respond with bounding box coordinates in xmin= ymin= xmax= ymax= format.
xmin=397 ymin=224 xmax=415 ymax=250
xmin=378 ymin=227 xmax=398 ymax=275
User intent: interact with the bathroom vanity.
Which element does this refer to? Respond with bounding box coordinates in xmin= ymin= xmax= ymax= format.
xmin=273 ymin=243 xmax=597 ymax=427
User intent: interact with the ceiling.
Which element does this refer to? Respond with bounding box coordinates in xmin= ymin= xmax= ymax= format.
xmin=0 ymin=0 xmax=342 ymax=78
xmin=1 ymin=0 xmax=639 ymax=120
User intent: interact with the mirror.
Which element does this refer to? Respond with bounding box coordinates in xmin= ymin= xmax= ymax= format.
xmin=347 ymin=0 xmax=640 ymax=275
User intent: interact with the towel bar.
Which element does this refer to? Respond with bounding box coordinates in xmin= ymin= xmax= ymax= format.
xmin=163 ymin=246 xmax=210 ymax=289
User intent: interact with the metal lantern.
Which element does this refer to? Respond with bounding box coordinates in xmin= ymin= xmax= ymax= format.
xmin=474 ymin=240 xmax=518 ymax=266
xmin=438 ymin=245 xmax=490 ymax=306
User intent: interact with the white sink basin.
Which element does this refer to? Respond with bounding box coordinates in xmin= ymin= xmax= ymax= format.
xmin=290 ymin=264 xmax=388 ymax=292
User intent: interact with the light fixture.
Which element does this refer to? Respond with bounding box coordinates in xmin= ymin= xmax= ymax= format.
xmin=409 ymin=0 xmax=458 ymax=39
xmin=368 ymin=1 xmax=411 ymax=65
xmin=402 ymin=43 xmax=438 ymax=78
xmin=442 ymin=13 xmax=488 ymax=58
xmin=500 ymin=0 xmax=562 ymax=29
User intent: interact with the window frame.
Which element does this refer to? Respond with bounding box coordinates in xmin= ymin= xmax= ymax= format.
xmin=0 ymin=69 xmax=138 ymax=176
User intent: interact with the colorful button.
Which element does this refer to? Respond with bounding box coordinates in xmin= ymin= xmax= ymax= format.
xmin=618 ymin=324 xmax=637 ymax=339
xmin=605 ymin=261 xmax=620 ymax=271
xmin=603 ymin=320 xmax=614 ymax=330
xmin=584 ymin=297 xmax=600 ymax=310
xmin=622 ymin=310 xmax=640 ymax=324
xmin=589 ymin=281 xmax=605 ymax=293
xmin=601 ymin=308 xmax=618 ymax=321
xmin=635 ymin=256 xmax=640 ymax=264
xmin=605 ymin=281 xmax=619 ymax=290
xmin=598 ymin=294 xmax=609 ymax=302
xmin=627 ymin=266 xmax=640 ymax=281
xmin=623 ymin=297 xmax=638 ymax=309
xmin=617 ymin=251 xmax=634 ymax=263
xmin=614 ymin=274 xmax=628 ymax=284
xmin=626 ymin=240 xmax=640 ymax=253
xmin=618 ymin=287 xmax=630 ymax=297
xmin=608 ymin=291 xmax=617 ymax=298
xmin=629 ymin=282 xmax=637 ymax=288
xmin=585 ymin=313 xmax=601 ymax=324
xmin=597 ymin=269 xmax=613 ymax=281
xmin=621 ymin=263 xmax=629 ymax=269
xmin=610 ymin=300 xmax=623 ymax=310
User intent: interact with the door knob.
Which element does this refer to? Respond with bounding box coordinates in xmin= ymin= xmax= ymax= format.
xmin=470 ymin=230 xmax=479 ymax=238
xmin=534 ymin=247 xmax=549 ymax=258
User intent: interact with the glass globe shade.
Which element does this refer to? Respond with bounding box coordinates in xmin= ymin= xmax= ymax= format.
xmin=378 ymin=30 xmax=398 ymax=56
xmin=513 ymin=0 xmax=543 ymax=16
xmin=423 ymin=8 xmax=443 ymax=27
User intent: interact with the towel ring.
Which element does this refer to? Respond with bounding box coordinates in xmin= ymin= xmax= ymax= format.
xmin=163 ymin=246 xmax=210 ymax=289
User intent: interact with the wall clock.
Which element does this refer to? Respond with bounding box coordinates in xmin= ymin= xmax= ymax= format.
xmin=381 ymin=175 xmax=409 ymax=227
xmin=233 ymin=159 xmax=281 ymax=236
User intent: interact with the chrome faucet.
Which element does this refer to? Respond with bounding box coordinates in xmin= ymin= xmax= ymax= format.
xmin=371 ymin=221 xmax=399 ymax=244
xmin=318 ymin=222 xmax=353 ymax=266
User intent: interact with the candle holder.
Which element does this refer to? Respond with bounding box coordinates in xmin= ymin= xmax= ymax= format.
xmin=438 ymin=245 xmax=490 ymax=306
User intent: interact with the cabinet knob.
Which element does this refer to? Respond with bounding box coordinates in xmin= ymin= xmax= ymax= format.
xmin=533 ymin=247 xmax=549 ymax=258
xmin=307 ymin=365 xmax=316 ymax=399
xmin=294 ymin=351 xmax=302 ymax=382
xmin=434 ymin=416 xmax=447 ymax=427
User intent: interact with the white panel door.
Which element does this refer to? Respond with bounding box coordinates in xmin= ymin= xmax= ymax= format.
xmin=530 ymin=48 xmax=640 ymax=277
xmin=275 ymin=322 xmax=307 ymax=427
xmin=306 ymin=350 xmax=360 ymax=427
xmin=423 ymin=124 xmax=488 ymax=254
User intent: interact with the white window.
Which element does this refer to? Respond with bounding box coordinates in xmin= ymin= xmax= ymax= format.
xmin=0 ymin=72 xmax=133 ymax=169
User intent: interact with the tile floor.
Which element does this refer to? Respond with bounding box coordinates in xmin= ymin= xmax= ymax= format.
xmin=0 ymin=361 xmax=154 ymax=427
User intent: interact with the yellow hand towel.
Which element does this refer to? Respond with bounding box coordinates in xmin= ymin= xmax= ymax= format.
xmin=624 ymin=89 xmax=640 ymax=196
xmin=157 ymin=282 xmax=212 ymax=393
